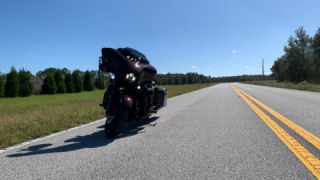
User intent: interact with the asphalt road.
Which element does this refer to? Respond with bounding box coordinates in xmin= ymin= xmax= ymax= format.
xmin=1 ymin=83 xmax=320 ymax=179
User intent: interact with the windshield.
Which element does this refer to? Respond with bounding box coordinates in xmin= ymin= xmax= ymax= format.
xmin=118 ymin=47 xmax=150 ymax=64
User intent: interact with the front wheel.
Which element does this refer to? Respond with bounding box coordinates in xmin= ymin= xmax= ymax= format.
xmin=105 ymin=104 xmax=130 ymax=138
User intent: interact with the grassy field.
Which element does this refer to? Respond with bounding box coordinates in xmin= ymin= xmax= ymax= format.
xmin=0 ymin=83 xmax=216 ymax=149
xmin=242 ymin=80 xmax=320 ymax=93
xmin=162 ymin=83 xmax=216 ymax=98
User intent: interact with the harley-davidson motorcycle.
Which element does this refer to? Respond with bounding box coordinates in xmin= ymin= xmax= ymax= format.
xmin=99 ymin=47 xmax=167 ymax=137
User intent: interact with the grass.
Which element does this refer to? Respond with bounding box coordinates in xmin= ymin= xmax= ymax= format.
xmin=0 ymin=91 xmax=105 ymax=149
xmin=0 ymin=83 xmax=216 ymax=149
xmin=161 ymin=83 xmax=216 ymax=98
xmin=242 ymin=80 xmax=320 ymax=93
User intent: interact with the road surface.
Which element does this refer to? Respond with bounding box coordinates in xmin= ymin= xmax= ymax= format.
xmin=1 ymin=83 xmax=320 ymax=179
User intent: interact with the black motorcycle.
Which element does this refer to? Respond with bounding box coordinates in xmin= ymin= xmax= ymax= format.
xmin=99 ymin=47 xmax=167 ymax=137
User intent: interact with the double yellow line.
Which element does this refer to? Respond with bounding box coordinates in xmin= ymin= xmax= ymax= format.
xmin=230 ymin=84 xmax=320 ymax=179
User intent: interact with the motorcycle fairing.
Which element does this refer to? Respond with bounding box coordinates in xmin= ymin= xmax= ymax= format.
xmin=100 ymin=48 xmax=157 ymax=85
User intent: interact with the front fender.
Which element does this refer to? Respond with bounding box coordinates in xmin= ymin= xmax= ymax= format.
xmin=120 ymin=93 xmax=133 ymax=108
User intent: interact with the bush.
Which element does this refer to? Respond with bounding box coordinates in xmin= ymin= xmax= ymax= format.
xmin=72 ymin=71 xmax=82 ymax=93
xmin=18 ymin=69 xmax=33 ymax=97
xmin=83 ymin=71 xmax=94 ymax=91
xmin=54 ymin=70 xmax=66 ymax=94
xmin=5 ymin=67 xmax=19 ymax=98
xmin=0 ymin=76 xmax=4 ymax=98
xmin=42 ymin=75 xmax=57 ymax=94
xmin=65 ymin=73 xmax=75 ymax=93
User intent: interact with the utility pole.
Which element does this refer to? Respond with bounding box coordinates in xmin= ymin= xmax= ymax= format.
xmin=262 ymin=59 xmax=264 ymax=76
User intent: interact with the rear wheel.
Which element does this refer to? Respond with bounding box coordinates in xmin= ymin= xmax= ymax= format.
xmin=105 ymin=104 xmax=130 ymax=138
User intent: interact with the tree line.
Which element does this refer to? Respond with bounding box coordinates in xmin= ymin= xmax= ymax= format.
xmin=0 ymin=66 xmax=272 ymax=99
xmin=271 ymin=27 xmax=320 ymax=83
xmin=155 ymin=72 xmax=273 ymax=85
xmin=0 ymin=67 xmax=109 ymax=98
xmin=0 ymin=67 xmax=33 ymax=98
xmin=0 ymin=67 xmax=273 ymax=99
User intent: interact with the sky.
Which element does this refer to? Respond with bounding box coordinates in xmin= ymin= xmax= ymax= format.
xmin=1 ymin=0 xmax=319 ymax=77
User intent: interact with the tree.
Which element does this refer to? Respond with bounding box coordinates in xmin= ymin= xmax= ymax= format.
xmin=42 ymin=75 xmax=57 ymax=94
xmin=61 ymin=68 xmax=70 ymax=78
xmin=307 ymin=27 xmax=320 ymax=82
xmin=65 ymin=73 xmax=75 ymax=93
xmin=18 ymin=68 xmax=33 ymax=97
xmin=269 ymin=27 xmax=320 ymax=83
xmin=91 ymin=70 xmax=99 ymax=79
xmin=5 ymin=67 xmax=19 ymax=98
xmin=54 ymin=70 xmax=66 ymax=94
xmin=182 ymin=75 xmax=188 ymax=84
xmin=271 ymin=55 xmax=288 ymax=82
xmin=72 ymin=71 xmax=82 ymax=93
xmin=83 ymin=71 xmax=94 ymax=91
xmin=36 ymin=68 xmax=57 ymax=79
xmin=0 ymin=76 xmax=4 ymax=98
xmin=73 ymin=70 xmax=85 ymax=79
xmin=95 ymin=72 xmax=105 ymax=89
xmin=284 ymin=27 xmax=311 ymax=82
xmin=313 ymin=27 xmax=320 ymax=57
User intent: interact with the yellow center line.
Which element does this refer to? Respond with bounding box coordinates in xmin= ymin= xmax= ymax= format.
xmin=234 ymin=86 xmax=320 ymax=152
xmin=230 ymin=84 xmax=320 ymax=179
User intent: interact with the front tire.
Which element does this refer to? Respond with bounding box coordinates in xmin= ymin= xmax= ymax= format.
xmin=105 ymin=104 xmax=130 ymax=138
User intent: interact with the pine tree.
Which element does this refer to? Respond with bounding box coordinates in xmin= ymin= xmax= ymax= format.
xmin=0 ymin=76 xmax=4 ymax=98
xmin=65 ymin=73 xmax=75 ymax=93
xmin=42 ymin=75 xmax=57 ymax=94
xmin=54 ymin=70 xmax=66 ymax=94
xmin=18 ymin=68 xmax=33 ymax=97
xmin=83 ymin=71 xmax=94 ymax=91
xmin=5 ymin=67 xmax=20 ymax=98
xmin=72 ymin=71 xmax=82 ymax=93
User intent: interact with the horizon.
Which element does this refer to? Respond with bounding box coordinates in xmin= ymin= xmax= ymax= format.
xmin=0 ymin=66 xmax=270 ymax=78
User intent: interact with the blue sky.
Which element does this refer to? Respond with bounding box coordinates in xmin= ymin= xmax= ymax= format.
xmin=1 ymin=0 xmax=319 ymax=77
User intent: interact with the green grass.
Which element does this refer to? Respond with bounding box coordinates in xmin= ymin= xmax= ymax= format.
xmin=242 ymin=80 xmax=320 ymax=93
xmin=0 ymin=91 xmax=105 ymax=149
xmin=0 ymin=83 xmax=216 ymax=149
xmin=161 ymin=83 xmax=217 ymax=98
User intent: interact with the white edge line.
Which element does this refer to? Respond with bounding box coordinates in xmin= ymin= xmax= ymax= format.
xmin=0 ymin=118 xmax=105 ymax=154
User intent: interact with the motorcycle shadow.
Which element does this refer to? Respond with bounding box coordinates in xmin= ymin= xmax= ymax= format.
xmin=7 ymin=116 xmax=159 ymax=158
xmin=119 ymin=116 xmax=159 ymax=137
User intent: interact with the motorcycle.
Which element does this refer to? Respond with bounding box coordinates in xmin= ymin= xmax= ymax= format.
xmin=99 ymin=47 xmax=167 ymax=137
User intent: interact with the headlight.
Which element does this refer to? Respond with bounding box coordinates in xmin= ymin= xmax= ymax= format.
xmin=125 ymin=73 xmax=136 ymax=83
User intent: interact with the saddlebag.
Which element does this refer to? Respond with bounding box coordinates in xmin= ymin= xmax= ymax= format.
xmin=154 ymin=87 xmax=167 ymax=108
